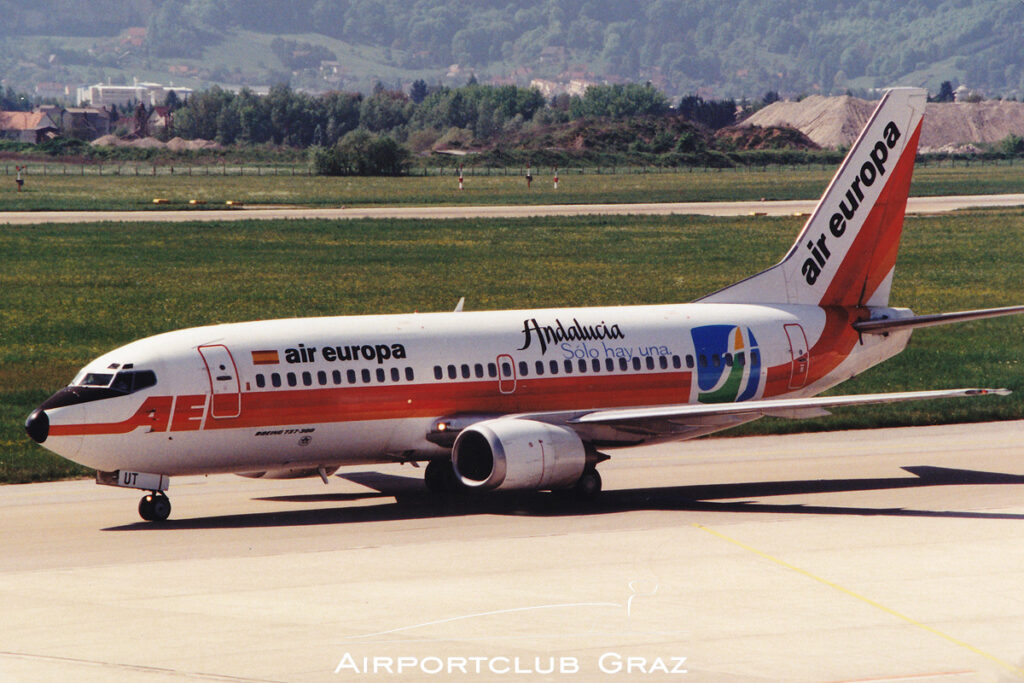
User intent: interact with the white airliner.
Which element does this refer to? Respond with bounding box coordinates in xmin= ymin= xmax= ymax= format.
xmin=25 ymin=88 xmax=1024 ymax=522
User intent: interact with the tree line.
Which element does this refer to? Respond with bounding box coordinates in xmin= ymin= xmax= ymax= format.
xmin=163 ymin=81 xmax=745 ymax=175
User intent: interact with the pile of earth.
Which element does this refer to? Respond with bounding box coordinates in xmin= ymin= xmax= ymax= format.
xmin=713 ymin=125 xmax=818 ymax=151
xmin=742 ymin=95 xmax=1024 ymax=151
xmin=501 ymin=115 xmax=712 ymax=153
xmin=91 ymin=135 xmax=221 ymax=150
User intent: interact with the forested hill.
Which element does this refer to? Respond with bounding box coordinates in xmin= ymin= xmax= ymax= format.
xmin=2 ymin=0 xmax=1024 ymax=98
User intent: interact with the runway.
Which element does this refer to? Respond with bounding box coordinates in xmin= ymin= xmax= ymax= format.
xmin=2 ymin=193 xmax=1024 ymax=224
xmin=3 ymin=421 xmax=1024 ymax=681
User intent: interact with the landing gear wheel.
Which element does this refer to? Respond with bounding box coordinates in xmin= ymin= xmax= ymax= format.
xmin=138 ymin=495 xmax=154 ymax=521
xmin=572 ymin=468 xmax=602 ymax=501
xmin=424 ymin=459 xmax=464 ymax=495
xmin=138 ymin=492 xmax=171 ymax=522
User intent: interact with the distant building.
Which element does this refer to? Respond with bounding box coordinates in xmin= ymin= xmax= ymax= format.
xmin=76 ymin=81 xmax=193 ymax=108
xmin=34 ymin=82 xmax=72 ymax=100
xmin=0 ymin=110 xmax=60 ymax=143
xmin=146 ymin=105 xmax=172 ymax=137
xmin=61 ymin=107 xmax=112 ymax=140
xmin=529 ymin=78 xmax=594 ymax=98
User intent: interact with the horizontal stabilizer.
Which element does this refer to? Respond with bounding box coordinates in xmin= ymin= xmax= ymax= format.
xmin=854 ymin=305 xmax=1024 ymax=334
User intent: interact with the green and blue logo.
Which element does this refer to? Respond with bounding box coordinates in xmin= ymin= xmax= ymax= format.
xmin=691 ymin=325 xmax=761 ymax=403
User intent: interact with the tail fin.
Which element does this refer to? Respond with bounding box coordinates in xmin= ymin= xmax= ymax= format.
xmin=700 ymin=87 xmax=926 ymax=307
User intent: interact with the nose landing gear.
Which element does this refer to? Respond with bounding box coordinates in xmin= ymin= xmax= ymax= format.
xmin=138 ymin=491 xmax=171 ymax=522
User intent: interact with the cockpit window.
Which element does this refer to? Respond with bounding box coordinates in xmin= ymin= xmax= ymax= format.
xmin=79 ymin=373 xmax=114 ymax=387
xmin=76 ymin=370 xmax=156 ymax=394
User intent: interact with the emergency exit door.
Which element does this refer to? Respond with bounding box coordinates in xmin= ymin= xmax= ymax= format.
xmin=784 ymin=324 xmax=810 ymax=389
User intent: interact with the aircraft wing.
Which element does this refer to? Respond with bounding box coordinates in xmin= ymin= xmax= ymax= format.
xmin=536 ymin=388 xmax=1010 ymax=441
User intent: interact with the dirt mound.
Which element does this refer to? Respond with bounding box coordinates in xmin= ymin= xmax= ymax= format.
xmin=715 ymin=125 xmax=818 ymax=151
xmin=165 ymin=136 xmax=222 ymax=151
xmin=742 ymin=95 xmax=874 ymax=149
xmin=743 ymin=95 xmax=1024 ymax=151
xmin=90 ymin=134 xmax=122 ymax=147
xmin=920 ymin=101 xmax=1024 ymax=150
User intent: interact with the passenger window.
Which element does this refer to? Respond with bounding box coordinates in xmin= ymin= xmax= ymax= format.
xmin=564 ymin=359 xmax=573 ymax=373
xmin=724 ymin=353 xmax=733 ymax=367
xmin=447 ymin=365 xmax=457 ymax=379
xmin=376 ymin=368 xmax=385 ymax=383
xmin=605 ymin=358 xmax=615 ymax=372
xmin=487 ymin=363 xmax=497 ymax=378
xmin=390 ymin=368 xmax=400 ymax=382
xmin=687 ymin=355 xmax=695 ymax=369
xmin=287 ymin=372 xmax=297 ymax=387
xmin=271 ymin=373 xmax=281 ymax=388
xmin=434 ymin=366 xmax=443 ymax=380
xmin=302 ymin=371 xmax=312 ymax=386
xmin=347 ymin=369 xmax=357 ymax=384
xmin=672 ymin=356 xmax=682 ymax=369
xmin=735 ymin=352 xmax=745 ymax=366
xmin=578 ymin=359 xmax=587 ymax=373
xmin=361 ymin=369 xmax=371 ymax=384
xmin=592 ymin=358 xmax=601 ymax=372
xmin=699 ymin=355 xmax=707 ymax=368
xmin=549 ymin=360 xmax=559 ymax=374
xmin=256 ymin=374 xmax=266 ymax=388
xmin=519 ymin=361 xmax=528 ymax=376
xmin=646 ymin=356 xmax=655 ymax=370
xmin=752 ymin=350 xmax=760 ymax=364
xmin=405 ymin=367 xmax=415 ymax=381
xmin=659 ymin=356 xmax=668 ymax=369
xmin=712 ymin=355 xmax=721 ymax=368
xmin=632 ymin=357 xmax=641 ymax=371
xmin=461 ymin=364 xmax=470 ymax=379
xmin=619 ymin=358 xmax=628 ymax=371
xmin=333 ymin=370 xmax=342 ymax=384
xmin=535 ymin=361 xmax=545 ymax=375
xmin=317 ymin=371 xmax=328 ymax=385
xmin=501 ymin=361 xmax=512 ymax=375
xmin=474 ymin=363 xmax=484 ymax=378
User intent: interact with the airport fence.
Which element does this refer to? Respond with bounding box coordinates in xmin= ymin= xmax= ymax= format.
xmin=1 ymin=156 xmax=1018 ymax=178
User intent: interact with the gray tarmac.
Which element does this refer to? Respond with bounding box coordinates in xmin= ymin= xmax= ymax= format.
xmin=2 ymin=193 xmax=1024 ymax=224
xmin=3 ymin=420 xmax=1024 ymax=681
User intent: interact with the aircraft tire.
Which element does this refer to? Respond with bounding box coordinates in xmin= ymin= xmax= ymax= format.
xmin=150 ymin=493 xmax=171 ymax=521
xmin=424 ymin=459 xmax=462 ymax=495
xmin=573 ymin=468 xmax=602 ymax=500
xmin=138 ymin=495 xmax=154 ymax=521
xmin=139 ymin=492 xmax=171 ymax=522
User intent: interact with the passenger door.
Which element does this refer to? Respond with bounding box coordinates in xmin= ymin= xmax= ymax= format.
xmin=784 ymin=324 xmax=809 ymax=389
xmin=198 ymin=344 xmax=242 ymax=419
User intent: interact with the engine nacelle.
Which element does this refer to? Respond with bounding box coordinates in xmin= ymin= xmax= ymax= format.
xmin=236 ymin=465 xmax=339 ymax=480
xmin=451 ymin=419 xmax=586 ymax=491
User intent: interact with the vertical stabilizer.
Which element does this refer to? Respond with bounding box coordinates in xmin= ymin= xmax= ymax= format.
xmin=699 ymin=87 xmax=926 ymax=306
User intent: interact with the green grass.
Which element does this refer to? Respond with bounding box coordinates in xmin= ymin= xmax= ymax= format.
xmin=2 ymin=162 xmax=1023 ymax=211
xmin=3 ymin=208 xmax=1024 ymax=483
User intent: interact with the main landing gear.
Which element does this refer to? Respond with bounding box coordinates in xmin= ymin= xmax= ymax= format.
xmin=138 ymin=491 xmax=171 ymax=522
xmin=423 ymin=459 xmax=464 ymax=495
xmin=571 ymin=466 xmax=602 ymax=500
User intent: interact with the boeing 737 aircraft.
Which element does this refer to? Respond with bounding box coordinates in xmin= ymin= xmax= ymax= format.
xmin=25 ymin=88 xmax=1024 ymax=521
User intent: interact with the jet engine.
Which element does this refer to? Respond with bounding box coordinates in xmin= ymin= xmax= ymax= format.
xmin=451 ymin=418 xmax=586 ymax=491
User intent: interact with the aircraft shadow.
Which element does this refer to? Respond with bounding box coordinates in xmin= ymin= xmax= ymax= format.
xmin=103 ymin=465 xmax=1024 ymax=531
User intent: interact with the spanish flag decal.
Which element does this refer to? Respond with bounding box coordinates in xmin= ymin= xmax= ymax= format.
xmin=251 ymin=350 xmax=279 ymax=365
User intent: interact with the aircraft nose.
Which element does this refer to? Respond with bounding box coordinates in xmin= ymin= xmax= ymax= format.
xmin=25 ymin=408 xmax=49 ymax=443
